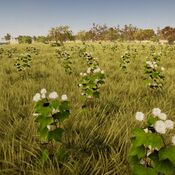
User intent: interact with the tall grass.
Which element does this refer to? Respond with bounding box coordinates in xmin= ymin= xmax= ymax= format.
xmin=0 ymin=42 xmax=175 ymax=175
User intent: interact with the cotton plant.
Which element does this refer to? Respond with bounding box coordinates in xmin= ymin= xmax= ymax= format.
xmin=33 ymin=89 xmax=70 ymax=163
xmin=25 ymin=46 xmax=40 ymax=55
xmin=78 ymin=65 xmax=105 ymax=107
xmin=4 ymin=47 xmax=17 ymax=58
xmin=81 ymin=52 xmax=99 ymax=66
xmin=55 ymin=49 xmax=72 ymax=74
xmin=0 ymin=48 xmax=4 ymax=58
xmin=120 ymin=51 xmax=131 ymax=72
xmin=129 ymin=108 xmax=175 ymax=175
xmin=14 ymin=53 xmax=32 ymax=71
xmin=144 ymin=52 xmax=165 ymax=89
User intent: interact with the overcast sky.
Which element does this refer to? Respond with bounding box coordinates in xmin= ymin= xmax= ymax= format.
xmin=0 ymin=0 xmax=175 ymax=37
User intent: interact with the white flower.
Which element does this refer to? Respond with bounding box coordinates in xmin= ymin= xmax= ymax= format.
xmin=83 ymin=73 xmax=87 ymax=76
xmin=165 ymin=120 xmax=174 ymax=130
xmin=33 ymin=93 xmax=41 ymax=102
xmin=41 ymin=93 xmax=46 ymax=99
xmin=61 ymin=94 xmax=68 ymax=101
xmin=152 ymin=108 xmax=161 ymax=117
xmin=80 ymin=72 xmax=83 ymax=76
xmin=33 ymin=113 xmax=40 ymax=117
xmin=172 ymin=135 xmax=175 ymax=145
xmin=140 ymin=159 xmax=146 ymax=165
xmin=87 ymin=95 xmax=92 ymax=99
xmin=101 ymin=70 xmax=104 ymax=74
xmin=144 ymin=128 xmax=149 ymax=133
xmin=135 ymin=112 xmax=144 ymax=121
xmin=47 ymin=125 xmax=56 ymax=131
xmin=79 ymin=84 xmax=82 ymax=87
xmin=95 ymin=79 xmax=99 ymax=83
xmin=94 ymin=67 xmax=101 ymax=73
xmin=158 ymin=113 xmax=167 ymax=120
xmin=161 ymin=67 xmax=165 ymax=71
xmin=52 ymin=108 xmax=59 ymax=114
xmin=87 ymin=67 xmax=91 ymax=74
xmin=47 ymin=125 xmax=51 ymax=130
xmin=49 ymin=91 xmax=58 ymax=99
xmin=154 ymin=120 xmax=166 ymax=134
xmin=41 ymin=88 xmax=47 ymax=94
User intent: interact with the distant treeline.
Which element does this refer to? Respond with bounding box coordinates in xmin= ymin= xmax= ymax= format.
xmin=2 ymin=24 xmax=175 ymax=44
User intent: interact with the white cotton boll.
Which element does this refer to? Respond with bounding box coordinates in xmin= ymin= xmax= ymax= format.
xmin=87 ymin=68 xmax=91 ymax=74
xmin=33 ymin=93 xmax=41 ymax=102
xmin=144 ymin=128 xmax=149 ymax=133
xmin=172 ymin=135 xmax=175 ymax=145
xmin=140 ymin=159 xmax=146 ymax=165
xmin=33 ymin=113 xmax=40 ymax=117
xmin=146 ymin=61 xmax=151 ymax=65
xmin=152 ymin=108 xmax=161 ymax=117
xmin=135 ymin=112 xmax=144 ymax=121
xmin=158 ymin=113 xmax=167 ymax=120
xmin=49 ymin=91 xmax=58 ymax=99
xmin=61 ymin=94 xmax=68 ymax=101
xmin=94 ymin=68 xmax=101 ymax=73
xmin=154 ymin=120 xmax=166 ymax=134
xmin=47 ymin=125 xmax=51 ymax=130
xmin=101 ymin=70 xmax=105 ymax=74
xmin=161 ymin=67 xmax=165 ymax=71
xmin=165 ymin=120 xmax=174 ymax=130
xmin=47 ymin=125 xmax=56 ymax=131
xmin=41 ymin=88 xmax=47 ymax=94
xmin=87 ymin=95 xmax=92 ymax=99
xmin=52 ymin=108 xmax=59 ymax=114
xmin=41 ymin=93 xmax=46 ymax=99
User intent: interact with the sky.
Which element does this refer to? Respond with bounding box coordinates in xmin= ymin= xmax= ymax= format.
xmin=0 ymin=0 xmax=175 ymax=37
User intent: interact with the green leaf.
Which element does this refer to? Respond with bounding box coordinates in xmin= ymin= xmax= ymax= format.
xmin=129 ymin=145 xmax=146 ymax=159
xmin=53 ymin=110 xmax=70 ymax=122
xmin=146 ymin=133 xmax=164 ymax=150
xmin=50 ymin=100 xmax=60 ymax=109
xmin=132 ymin=128 xmax=164 ymax=150
xmin=39 ymin=117 xmax=53 ymax=129
xmin=132 ymin=165 xmax=157 ymax=175
xmin=147 ymin=116 xmax=157 ymax=126
xmin=159 ymin=146 xmax=175 ymax=165
xmin=154 ymin=159 xmax=174 ymax=175
xmin=48 ymin=128 xmax=64 ymax=142
xmin=38 ymin=127 xmax=48 ymax=140
xmin=40 ymin=149 xmax=49 ymax=164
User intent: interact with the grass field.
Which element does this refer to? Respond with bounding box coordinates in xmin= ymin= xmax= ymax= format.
xmin=0 ymin=42 xmax=175 ymax=175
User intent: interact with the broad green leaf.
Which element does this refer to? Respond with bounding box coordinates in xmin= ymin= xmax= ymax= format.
xmin=48 ymin=128 xmax=64 ymax=142
xmin=132 ymin=165 xmax=157 ymax=175
xmin=147 ymin=116 xmax=157 ymax=126
xmin=159 ymin=146 xmax=175 ymax=165
xmin=129 ymin=145 xmax=146 ymax=159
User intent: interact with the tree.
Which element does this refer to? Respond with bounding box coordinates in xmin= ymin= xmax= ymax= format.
xmin=160 ymin=26 xmax=175 ymax=44
xmin=103 ymin=27 xmax=120 ymax=41
xmin=18 ymin=36 xmax=32 ymax=44
xmin=89 ymin=23 xmax=108 ymax=41
xmin=121 ymin=24 xmax=138 ymax=41
xmin=76 ymin=30 xmax=87 ymax=41
xmin=134 ymin=29 xmax=155 ymax=41
xmin=36 ymin=36 xmax=48 ymax=43
xmin=48 ymin=25 xmax=73 ymax=44
xmin=4 ymin=33 xmax=11 ymax=41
